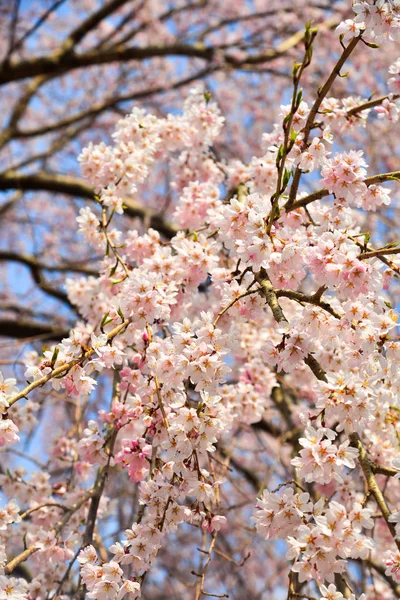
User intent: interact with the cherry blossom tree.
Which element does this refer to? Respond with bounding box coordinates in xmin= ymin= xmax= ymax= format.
xmin=2 ymin=1 xmax=400 ymax=599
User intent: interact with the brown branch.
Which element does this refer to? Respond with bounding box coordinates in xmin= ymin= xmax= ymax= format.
xmin=194 ymin=533 xmax=218 ymax=600
xmin=371 ymin=463 xmax=399 ymax=477
xmin=0 ymin=249 xmax=73 ymax=307
xmin=0 ymin=318 xmax=70 ymax=341
xmin=0 ymin=74 xmax=48 ymax=148
xmin=102 ymin=1 xmax=206 ymax=50
xmin=361 ymin=557 xmax=400 ymax=596
xmin=255 ymin=269 xmax=287 ymax=324
xmin=275 ymin=288 xmax=341 ymax=319
xmin=0 ymin=190 xmax=22 ymax=216
xmin=83 ymin=435 xmax=117 ymax=547
xmin=213 ymin=288 xmax=260 ymax=326
xmin=95 ymin=0 xmax=147 ymax=49
xmin=198 ymin=7 xmax=297 ymax=40
xmin=20 ymin=502 xmax=69 ymax=520
xmin=6 ymin=0 xmax=68 ymax=56
xmin=218 ymin=446 xmax=260 ymax=491
xmin=61 ymin=0 xmax=131 ymax=52
xmin=252 ymin=418 xmax=284 ymax=438
xmin=0 ymin=43 xmax=215 ymax=85
xmin=303 ymin=354 xmax=327 ymax=383
xmin=223 ymin=17 xmax=338 ymax=67
xmin=0 ymin=250 xmax=97 ymax=275
xmin=0 ymin=171 xmax=178 ymax=238
xmin=359 ymin=247 xmax=400 ymax=260
xmin=0 ymin=18 xmax=338 ymax=86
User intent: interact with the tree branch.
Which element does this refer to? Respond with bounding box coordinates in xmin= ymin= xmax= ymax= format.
xmin=0 ymin=250 xmax=97 ymax=275
xmin=350 ymin=432 xmax=400 ymax=551
xmin=287 ymin=36 xmax=360 ymax=206
xmin=7 ymin=319 xmax=130 ymax=408
xmin=0 ymin=18 xmax=338 ymax=86
xmin=0 ymin=318 xmax=70 ymax=340
xmin=0 ymin=171 xmax=178 ymax=238
xmin=286 ymin=171 xmax=400 ymax=213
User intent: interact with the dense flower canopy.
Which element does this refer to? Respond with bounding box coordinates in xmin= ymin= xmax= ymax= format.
xmin=3 ymin=1 xmax=400 ymax=599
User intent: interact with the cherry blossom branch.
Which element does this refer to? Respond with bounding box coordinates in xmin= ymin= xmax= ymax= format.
xmin=5 ymin=488 xmax=94 ymax=575
xmin=212 ymin=547 xmax=251 ymax=568
xmin=275 ymin=287 xmax=341 ymax=319
xmin=371 ymin=463 xmax=399 ymax=477
xmin=255 ymin=269 xmax=328 ymax=382
xmin=82 ymin=431 xmax=118 ymax=547
xmin=60 ymin=0 xmax=131 ymax=52
xmin=5 ymin=0 xmax=68 ymax=57
xmin=287 ymin=170 xmax=400 ymax=212
xmin=7 ymin=318 xmax=130 ymax=408
xmin=361 ymin=557 xmax=400 ymax=596
xmin=213 ymin=287 xmax=260 ymax=326
xmin=154 ymin=375 xmax=170 ymax=431
xmin=346 ymin=93 xmax=400 ymax=118
xmin=0 ymin=74 xmax=47 ymax=149
xmin=79 ymin=370 xmax=121 ymax=573
xmin=267 ymin=24 xmax=317 ymax=234
xmin=0 ymin=248 xmax=73 ymax=307
xmin=218 ymin=446 xmax=261 ymax=491
xmin=101 ymin=208 xmax=130 ymax=282
xmin=53 ymin=546 xmax=83 ymax=599
xmin=255 ymin=269 xmax=288 ymax=324
xmin=349 ymin=236 xmax=400 ymax=278
xmin=358 ymin=246 xmax=400 ymax=260
xmin=20 ymin=502 xmax=69 ymax=519
xmin=303 ymin=354 xmax=328 ymax=383
xmin=198 ymin=7 xmax=296 ymax=40
xmin=349 ymin=432 xmax=400 ymax=551
xmin=0 ymin=250 xmax=95 ymax=310
xmin=287 ymin=36 xmax=360 ymax=206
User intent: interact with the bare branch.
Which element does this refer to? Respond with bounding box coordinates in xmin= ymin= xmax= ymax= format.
xmin=0 ymin=318 xmax=69 ymax=340
xmin=0 ymin=171 xmax=178 ymax=238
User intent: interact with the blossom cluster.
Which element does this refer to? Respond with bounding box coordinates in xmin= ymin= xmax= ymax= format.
xmin=254 ymin=486 xmax=374 ymax=583
xmin=337 ymin=1 xmax=400 ymax=44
